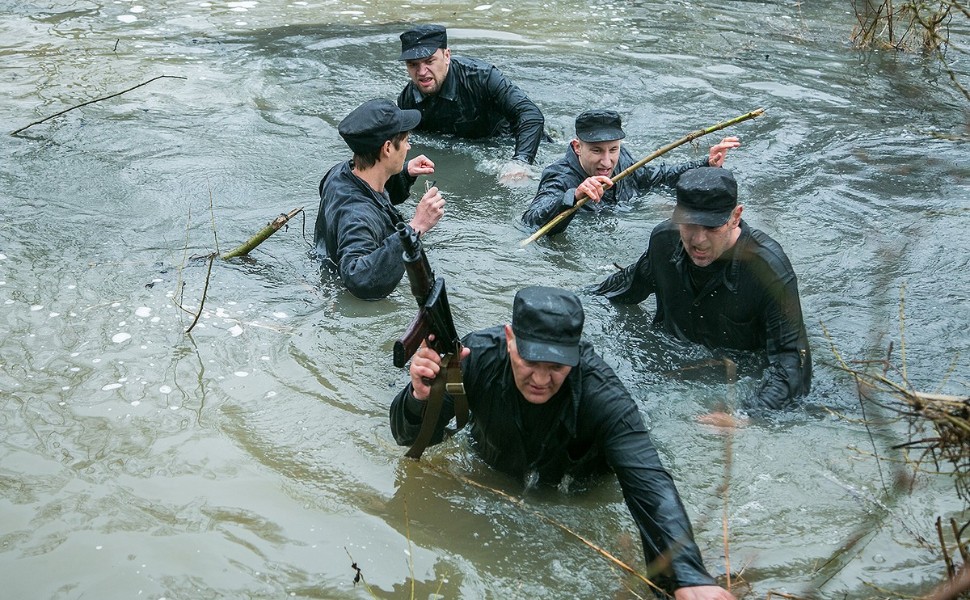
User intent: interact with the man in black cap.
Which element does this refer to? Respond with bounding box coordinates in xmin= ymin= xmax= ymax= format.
xmin=522 ymin=109 xmax=740 ymax=234
xmin=314 ymin=98 xmax=446 ymax=300
xmin=594 ymin=168 xmax=812 ymax=411
xmin=396 ymin=24 xmax=545 ymax=182
xmin=390 ymin=286 xmax=735 ymax=600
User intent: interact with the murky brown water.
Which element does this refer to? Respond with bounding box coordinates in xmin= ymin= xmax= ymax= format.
xmin=1 ymin=1 xmax=968 ymax=598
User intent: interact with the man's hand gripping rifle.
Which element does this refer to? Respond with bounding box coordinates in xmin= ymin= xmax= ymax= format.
xmin=393 ymin=222 xmax=467 ymax=459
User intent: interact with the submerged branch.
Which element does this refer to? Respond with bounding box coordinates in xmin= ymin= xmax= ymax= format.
xmin=10 ymin=75 xmax=187 ymax=136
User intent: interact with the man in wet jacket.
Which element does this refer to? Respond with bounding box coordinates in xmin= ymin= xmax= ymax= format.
xmin=522 ymin=109 xmax=740 ymax=234
xmin=396 ymin=24 xmax=545 ymax=181
xmin=390 ymin=286 xmax=735 ymax=600
xmin=594 ymin=168 xmax=812 ymax=410
xmin=314 ymin=98 xmax=445 ymax=300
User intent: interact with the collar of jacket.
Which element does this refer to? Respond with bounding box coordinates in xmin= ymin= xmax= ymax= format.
xmin=670 ymin=219 xmax=752 ymax=294
xmin=407 ymin=57 xmax=460 ymax=104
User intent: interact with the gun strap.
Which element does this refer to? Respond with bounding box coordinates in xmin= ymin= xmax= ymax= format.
xmin=405 ymin=353 xmax=467 ymax=460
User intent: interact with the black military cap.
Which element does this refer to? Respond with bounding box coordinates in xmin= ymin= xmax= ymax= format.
xmin=672 ymin=167 xmax=739 ymax=227
xmin=399 ymin=24 xmax=448 ymax=61
xmin=337 ymin=98 xmax=421 ymax=154
xmin=575 ymin=109 xmax=626 ymax=143
xmin=511 ymin=286 xmax=584 ymax=367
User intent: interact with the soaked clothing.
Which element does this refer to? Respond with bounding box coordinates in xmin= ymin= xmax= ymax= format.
xmin=521 ymin=144 xmax=709 ymax=234
xmin=397 ymin=56 xmax=545 ymax=164
xmin=390 ymin=326 xmax=718 ymax=594
xmin=313 ymin=160 xmax=417 ymax=300
xmin=594 ymin=219 xmax=812 ymax=409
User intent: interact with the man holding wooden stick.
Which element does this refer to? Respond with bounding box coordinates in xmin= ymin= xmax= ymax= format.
xmin=522 ymin=109 xmax=739 ymax=235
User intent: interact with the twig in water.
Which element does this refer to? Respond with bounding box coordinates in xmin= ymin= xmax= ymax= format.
xmin=10 ymin=75 xmax=186 ymax=136
xmin=344 ymin=547 xmax=378 ymax=599
xmin=185 ymin=253 xmax=215 ymax=334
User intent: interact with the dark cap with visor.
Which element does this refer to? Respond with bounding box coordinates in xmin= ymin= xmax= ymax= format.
xmin=672 ymin=167 xmax=739 ymax=227
xmin=511 ymin=286 xmax=584 ymax=367
xmin=399 ymin=24 xmax=448 ymax=61
xmin=337 ymin=98 xmax=421 ymax=154
xmin=575 ymin=109 xmax=626 ymax=143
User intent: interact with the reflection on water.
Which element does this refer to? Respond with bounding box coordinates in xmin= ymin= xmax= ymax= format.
xmin=1 ymin=1 xmax=968 ymax=598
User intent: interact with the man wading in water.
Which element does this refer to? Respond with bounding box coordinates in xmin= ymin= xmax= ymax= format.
xmin=391 ymin=286 xmax=736 ymax=599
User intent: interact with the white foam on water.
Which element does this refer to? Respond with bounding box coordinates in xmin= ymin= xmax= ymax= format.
xmin=130 ymin=5 xmax=145 ymax=13
xmin=265 ymin=391 xmax=277 ymax=398
xmin=102 ymin=383 xmax=123 ymax=391
xmin=30 ymin=305 xmax=43 ymax=311
xmin=112 ymin=332 xmax=132 ymax=343
xmin=159 ymin=385 xmax=172 ymax=394
xmin=135 ymin=307 xmax=151 ymax=318
xmin=4 ymin=300 xmax=13 ymax=305
xmin=150 ymin=317 xmax=160 ymax=323
xmin=130 ymin=400 xmax=141 ymax=406
xmin=49 ymin=312 xmax=59 ymax=317
xmin=272 ymin=311 xmax=287 ymax=319
xmin=228 ymin=324 xmax=243 ymax=337
xmin=0 ymin=253 xmax=6 ymax=260
xmin=474 ymin=4 xmax=492 ymax=10
xmin=118 ymin=14 xmax=137 ymax=23
xmin=234 ymin=371 xmax=249 ymax=377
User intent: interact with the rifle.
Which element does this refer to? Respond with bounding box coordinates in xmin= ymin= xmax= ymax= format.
xmin=393 ymin=221 xmax=467 ymax=459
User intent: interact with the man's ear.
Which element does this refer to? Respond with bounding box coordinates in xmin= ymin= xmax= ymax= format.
xmin=733 ymin=205 xmax=744 ymax=225
xmin=380 ymin=140 xmax=393 ymax=159
xmin=504 ymin=324 xmax=515 ymax=352
xmin=570 ymin=139 xmax=581 ymax=156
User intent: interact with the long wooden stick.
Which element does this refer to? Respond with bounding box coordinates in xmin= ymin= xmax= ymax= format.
xmin=10 ymin=75 xmax=187 ymax=136
xmin=220 ymin=207 xmax=303 ymax=259
xmin=519 ymin=108 xmax=765 ymax=247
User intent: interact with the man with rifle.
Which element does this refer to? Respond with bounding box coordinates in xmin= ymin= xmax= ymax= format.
xmin=390 ymin=285 xmax=735 ymax=600
xmin=522 ymin=109 xmax=740 ymax=235
xmin=314 ymin=98 xmax=445 ymax=300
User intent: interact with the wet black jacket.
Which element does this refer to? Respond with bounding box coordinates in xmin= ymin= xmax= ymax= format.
xmin=397 ymin=56 xmax=545 ymax=164
xmin=313 ymin=160 xmax=417 ymax=300
xmin=522 ymin=144 xmax=709 ymax=234
xmin=390 ymin=326 xmax=718 ymax=594
xmin=595 ymin=220 xmax=812 ymax=409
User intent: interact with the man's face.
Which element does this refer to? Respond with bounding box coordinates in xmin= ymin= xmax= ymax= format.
xmin=504 ymin=325 xmax=572 ymax=405
xmin=677 ymin=206 xmax=743 ymax=267
xmin=573 ymin=139 xmax=621 ymax=178
xmin=405 ymin=48 xmax=451 ymax=95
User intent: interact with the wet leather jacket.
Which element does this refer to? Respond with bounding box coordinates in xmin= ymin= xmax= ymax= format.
xmin=522 ymin=144 xmax=709 ymax=234
xmin=390 ymin=325 xmax=718 ymax=594
xmin=397 ymin=56 xmax=545 ymax=164
xmin=313 ymin=160 xmax=417 ymax=300
xmin=595 ymin=220 xmax=812 ymax=409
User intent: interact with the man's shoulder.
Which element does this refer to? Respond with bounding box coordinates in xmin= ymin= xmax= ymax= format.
xmin=451 ymin=55 xmax=497 ymax=73
xmin=741 ymin=224 xmax=797 ymax=276
xmin=539 ymin=148 xmax=583 ymax=179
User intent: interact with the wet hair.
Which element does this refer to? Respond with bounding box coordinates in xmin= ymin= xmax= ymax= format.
xmin=352 ymin=131 xmax=409 ymax=170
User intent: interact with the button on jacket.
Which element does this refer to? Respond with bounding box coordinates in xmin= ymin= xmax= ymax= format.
xmin=522 ymin=144 xmax=709 ymax=234
xmin=595 ymin=219 xmax=812 ymax=409
xmin=397 ymin=56 xmax=545 ymax=164
xmin=390 ymin=325 xmax=718 ymax=594
xmin=313 ymin=160 xmax=417 ymax=300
